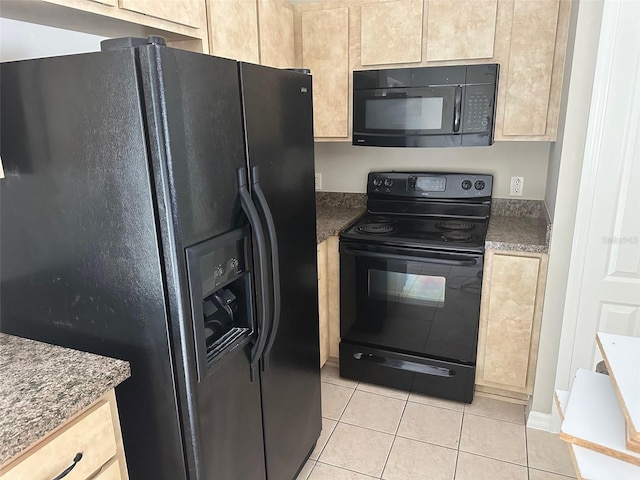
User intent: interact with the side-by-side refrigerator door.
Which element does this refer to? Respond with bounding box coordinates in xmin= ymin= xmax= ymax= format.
xmin=239 ymin=62 xmax=322 ymax=480
xmin=0 ymin=45 xmax=187 ymax=480
xmin=137 ymin=44 xmax=266 ymax=480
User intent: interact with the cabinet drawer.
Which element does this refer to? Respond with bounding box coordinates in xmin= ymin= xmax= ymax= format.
xmin=93 ymin=458 xmax=123 ymax=480
xmin=1 ymin=400 xmax=117 ymax=480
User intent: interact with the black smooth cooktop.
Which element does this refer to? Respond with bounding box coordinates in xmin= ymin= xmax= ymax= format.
xmin=340 ymin=213 xmax=489 ymax=252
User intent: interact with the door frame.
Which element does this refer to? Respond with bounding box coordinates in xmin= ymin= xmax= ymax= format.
xmin=552 ymin=0 xmax=640 ymax=430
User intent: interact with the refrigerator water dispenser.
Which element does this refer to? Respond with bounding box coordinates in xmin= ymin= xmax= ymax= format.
xmin=186 ymin=227 xmax=255 ymax=381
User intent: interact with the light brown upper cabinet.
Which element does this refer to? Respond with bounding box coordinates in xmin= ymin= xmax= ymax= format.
xmin=500 ymin=0 xmax=561 ymax=137
xmin=0 ymin=0 xmax=210 ymax=53
xmin=119 ymin=0 xmax=206 ymax=29
xmin=360 ymin=0 xmax=423 ymax=66
xmin=258 ymin=0 xmax=295 ymax=68
xmin=425 ymin=0 xmax=497 ymax=61
xmin=207 ymin=0 xmax=260 ymax=63
xmin=301 ymin=6 xmax=350 ymax=139
xmin=293 ymin=0 xmax=570 ymax=141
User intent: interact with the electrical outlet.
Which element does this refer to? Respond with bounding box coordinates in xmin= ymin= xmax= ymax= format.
xmin=315 ymin=173 xmax=322 ymax=190
xmin=510 ymin=176 xmax=524 ymax=196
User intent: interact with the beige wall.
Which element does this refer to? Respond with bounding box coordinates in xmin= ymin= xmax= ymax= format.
xmin=314 ymin=141 xmax=551 ymax=199
xmin=530 ymin=0 xmax=603 ymax=420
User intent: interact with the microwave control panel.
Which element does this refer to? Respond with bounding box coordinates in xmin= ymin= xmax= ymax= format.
xmin=463 ymin=85 xmax=495 ymax=133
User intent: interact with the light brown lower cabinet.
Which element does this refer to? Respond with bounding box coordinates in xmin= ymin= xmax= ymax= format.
xmin=317 ymin=236 xmax=341 ymax=367
xmin=475 ymin=250 xmax=548 ymax=401
xmin=0 ymin=389 xmax=128 ymax=480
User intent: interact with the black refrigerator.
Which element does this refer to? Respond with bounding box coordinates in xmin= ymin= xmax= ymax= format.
xmin=0 ymin=36 xmax=321 ymax=480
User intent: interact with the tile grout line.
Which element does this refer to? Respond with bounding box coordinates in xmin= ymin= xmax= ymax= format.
xmin=453 ymin=408 xmax=467 ymax=479
xmin=314 ymin=377 xmax=358 ymax=469
xmin=336 ymin=382 xmax=358 ymax=423
xmin=386 ymin=394 xmax=409 ymax=479
xmin=313 ymin=459 xmax=381 ymax=479
xmin=379 ymin=397 xmax=409 ymax=480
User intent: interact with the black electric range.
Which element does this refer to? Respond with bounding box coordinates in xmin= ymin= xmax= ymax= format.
xmin=338 ymin=172 xmax=493 ymax=403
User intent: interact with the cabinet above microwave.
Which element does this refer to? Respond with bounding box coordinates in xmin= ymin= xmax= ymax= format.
xmin=352 ymin=64 xmax=499 ymax=148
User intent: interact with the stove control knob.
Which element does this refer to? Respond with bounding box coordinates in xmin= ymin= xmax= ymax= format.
xmin=373 ymin=177 xmax=383 ymax=187
xmin=214 ymin=265 xmax=225 ymax=278
xmin=384 ymin=178 xmax=393 ymax=187
xmin=474 ymin=180 xmax=486 ymax=191
xmin=228 ymin=258 xmax=239 ymax=271
xmin=461 ymin=180 xmax=472 ymax=190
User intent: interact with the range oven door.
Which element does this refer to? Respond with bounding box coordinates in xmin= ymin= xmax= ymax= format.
xmin=339 ymin=241 xmax=483 ymax=402
xmin=339 ymin=241 xmax=483 ymax=364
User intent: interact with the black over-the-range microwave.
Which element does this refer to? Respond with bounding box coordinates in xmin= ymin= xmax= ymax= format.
xmin=352 ymin=64 xmax=499 ymax=148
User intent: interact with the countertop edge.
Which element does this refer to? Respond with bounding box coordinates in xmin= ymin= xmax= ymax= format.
xmin=0 ymin=334 xmax=131 ymax=466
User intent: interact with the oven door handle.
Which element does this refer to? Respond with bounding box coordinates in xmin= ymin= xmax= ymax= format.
xmin=341 ymin=245 xmax=478 ymax=267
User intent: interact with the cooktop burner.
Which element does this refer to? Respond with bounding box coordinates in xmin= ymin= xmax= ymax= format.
xmin=435 ymin=221 xmax=475 ymax=231
xmin=441 ymin=231 xmax=473 ymax=242
xmin=357 ymin=223 xmax=395 ymax=234
xmin=366 ymin=215 xmax=394 ymax=224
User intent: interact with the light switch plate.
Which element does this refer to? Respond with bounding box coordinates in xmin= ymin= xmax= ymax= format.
xmin=315 ymin=173 xmax=322 ymax=190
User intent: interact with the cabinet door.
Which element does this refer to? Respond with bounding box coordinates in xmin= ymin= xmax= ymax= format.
xmin=301 ymin=7 xmax=349 ymax=138
xmin=360 ymin=0 xmax=423 ymax=66
xmin=502 ymin=0 xmax=560 ymax=136
xmin=119 ymin=0 xmax=205 ymax=28
xmin=258 ymin=0 xmax=295 ymax=68
xmin=476 ymin=251 xmax=547 ymax=396
xmin=425 ymin=0 xmax=497 ymax=61
xmin=208 ymin=0 xmax=259 ymax=63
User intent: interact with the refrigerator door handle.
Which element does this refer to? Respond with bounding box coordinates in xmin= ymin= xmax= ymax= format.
xmin=237 ymin=167 xmax=270 ymax=380
xmin=250 ymin=166 xmax=281 ymax=372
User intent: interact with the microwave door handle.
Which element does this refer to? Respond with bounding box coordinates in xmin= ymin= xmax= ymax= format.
xmin=250 ymin=165 xmax=281 ymax=372
xmin=453 ymin=85 xmax=462 ymax=133
xmin=237 ymin=167 xmax=269 ymax=380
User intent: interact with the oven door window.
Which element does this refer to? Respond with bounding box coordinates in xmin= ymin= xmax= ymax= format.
xmin=353 ymin=87 xmax=457 ymax=135
xmin=369 ymin=269 xmax=446 ymax=307
xmin=341 ymin=251 xmax=482 ymax=363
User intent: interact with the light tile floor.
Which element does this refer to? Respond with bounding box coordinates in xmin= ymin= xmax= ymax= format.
xmin=296 ymin=363 xmax=576 ymax=480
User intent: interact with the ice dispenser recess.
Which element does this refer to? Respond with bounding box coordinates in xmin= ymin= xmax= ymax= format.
xmin=186 ymin=227 xmax=255 ymax=382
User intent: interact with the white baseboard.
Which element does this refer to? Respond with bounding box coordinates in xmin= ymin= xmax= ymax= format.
xmin=526 ymin=411 xmax=552 ymax=432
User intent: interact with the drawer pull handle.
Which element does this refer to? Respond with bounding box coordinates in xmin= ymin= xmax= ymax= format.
xmin=52 ymin=452 xmax=83 ymax=480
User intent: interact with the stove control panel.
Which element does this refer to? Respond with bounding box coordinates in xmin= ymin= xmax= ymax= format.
xmin=368 ymin=172 xmax=493 ymax=199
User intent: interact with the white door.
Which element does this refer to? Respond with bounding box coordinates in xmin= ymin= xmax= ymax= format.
xmin=555 ymin=0 xmax=640 ymax=398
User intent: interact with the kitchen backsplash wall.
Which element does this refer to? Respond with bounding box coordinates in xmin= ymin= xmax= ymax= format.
xmin=314 ymin=141 xmax=551 ymax=199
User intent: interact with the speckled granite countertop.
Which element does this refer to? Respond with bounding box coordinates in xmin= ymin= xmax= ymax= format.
xmin=314 ymin=194 xmax=551 ymax=253
xmin=0 ymin=333 xmax=131 ymax=465
xmin=486 ymin=199 xmax=551 ymax=253
xmin=316 ymin=192 xmax=365 ymax=244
